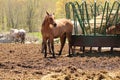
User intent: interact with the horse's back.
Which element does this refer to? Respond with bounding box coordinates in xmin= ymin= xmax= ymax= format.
xmin=55 ymin=18 xmax=73 ymax=32
xmin=55 ymin=19 xmax=72 ymax=25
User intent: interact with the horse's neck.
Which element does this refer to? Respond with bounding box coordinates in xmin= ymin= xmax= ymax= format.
xmin=42 ymin=20 xmax=51 ymax=29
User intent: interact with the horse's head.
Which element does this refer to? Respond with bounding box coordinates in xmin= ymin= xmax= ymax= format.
xmin=45 ymin=11 xmax=57 ymax=27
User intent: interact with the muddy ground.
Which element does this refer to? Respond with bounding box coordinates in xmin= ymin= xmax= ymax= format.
xmin=0 ymin=43 xmax=120 ymax=80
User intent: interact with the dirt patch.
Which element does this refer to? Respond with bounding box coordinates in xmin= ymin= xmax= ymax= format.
xmin=0 ymin=43 xmax=119 ymax=80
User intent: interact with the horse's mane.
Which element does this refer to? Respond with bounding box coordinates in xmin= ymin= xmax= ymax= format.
xmin=42 ymin=14 xmax=53 ymax=27
xmin=42 ymin=16 xmax=48 ymax=27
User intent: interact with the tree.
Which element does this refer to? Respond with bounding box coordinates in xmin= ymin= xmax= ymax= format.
xmin=55 ymin=0 xmax=116 ymax=19
xmin=26 ymin=0 xmax=35 ymax=32
xmin=55 ymin=0 xmax=81 ymax=18
xmin=0 ymin=0 xmax=57 ymax=32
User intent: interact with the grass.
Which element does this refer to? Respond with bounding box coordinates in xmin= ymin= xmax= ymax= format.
xmin=27 ymin=32 xmax=60 ymax=43
xmin=26 ymin=32 xmax=42 ymax=42
xmin=27 ymin=32 xmax=42 ymax=38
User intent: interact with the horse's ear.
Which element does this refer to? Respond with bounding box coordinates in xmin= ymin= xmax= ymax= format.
xmin=46 ymin=11 xmax=49 ymax=15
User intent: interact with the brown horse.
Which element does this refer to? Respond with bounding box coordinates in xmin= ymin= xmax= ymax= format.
xmin=107 ymin=23 xmax=120 ymax=34
xmin=41 ymin=12 xmax=73 ymax=58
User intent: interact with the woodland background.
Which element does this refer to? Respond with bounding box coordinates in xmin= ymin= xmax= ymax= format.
xmin=0 ymin=0 xmax=118 ymax=32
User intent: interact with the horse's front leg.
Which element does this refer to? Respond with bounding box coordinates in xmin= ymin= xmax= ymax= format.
xmin=48 ymin=40 xmax=52 ymax=53
xmin=42 ymin=39 xmax=47 ymax=58
xmin=41 ymin=41 xmax=44 ymax=53
xmin=41 ymin=40 xmax=51 ymax=54
xmin=44 ymin=42 xmax=47 ymax=58
xmin=21 ymin=37 xmax=25 ymax=44
xmin=50 ymin=39 xmax=55 ymax=58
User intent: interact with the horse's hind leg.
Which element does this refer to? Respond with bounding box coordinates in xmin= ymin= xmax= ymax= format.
xmin=58 ymin=35 xmax=66 ymax=55
xmin=66 ymin=33 xmax=72 ymax=56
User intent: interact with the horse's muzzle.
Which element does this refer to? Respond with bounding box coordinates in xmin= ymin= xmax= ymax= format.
xmin=53 ymin=23 xmax=57 ymax=27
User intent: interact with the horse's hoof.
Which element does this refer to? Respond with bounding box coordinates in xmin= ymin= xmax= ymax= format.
xmin=49 ymin=51 xmax=52 ymax=54
xmin=44 ymin=54 xmax=47 ymax=58
xmin=53 ymin=54 xmax=55 ymax=57
xmin=44 ymin=56 xmax=47 ymax=58
xmin=58 ymin=54 xmax=61 ymax=57
xmin=58 ymin=53 xmax=61 ymax=56
xmin=67 ymin=54 xmax=72 ymax=57
xmin=53 ymin=56 xmax=56 ymax=58
xmin=41 ymin=51 xmax=44 ymax=53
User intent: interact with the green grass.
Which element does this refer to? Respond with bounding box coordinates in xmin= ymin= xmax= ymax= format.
xmin=27 ymin=32 xmax=42 ymax=38
xmin=27 ymin=32 xmax=42 ymax=42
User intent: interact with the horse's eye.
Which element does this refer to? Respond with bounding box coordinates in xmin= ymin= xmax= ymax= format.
xmin=50 ymin=18 xmax=53 ymax=21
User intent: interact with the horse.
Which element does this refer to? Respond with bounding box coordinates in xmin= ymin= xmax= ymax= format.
xmin=106 ymin=23 xmax=120 ymax=35
xmin=18 ymin=29 xmax=26 ymax=43
xmin=10 ymin=29 xmax=26 ymax=43
xmin=41 ymin=11 xmax=73 ymax=58
xmin=96 ymin=23 xmax=120 ymax=52
xmin=105 ymin=23 xmax=120 ymax=52
xmin=71 ymin=20 xmax=82 ymax=35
